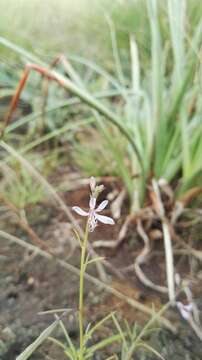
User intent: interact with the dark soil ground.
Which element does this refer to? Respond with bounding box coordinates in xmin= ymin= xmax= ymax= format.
xmin=1 ymin=180 xmax=202 ymax=359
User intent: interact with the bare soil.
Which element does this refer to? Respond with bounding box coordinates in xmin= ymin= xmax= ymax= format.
xmin=1 ymin=180 xmax=202 ymax=359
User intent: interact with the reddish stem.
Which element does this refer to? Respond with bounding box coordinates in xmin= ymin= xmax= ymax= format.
xmin=1 ymin=63 xmax=64 ymax=137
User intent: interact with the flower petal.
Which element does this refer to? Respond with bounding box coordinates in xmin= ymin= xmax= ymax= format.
xmin=89 ymin=196 xmax=96 ymax=210
xmin=72 ymin=206 xmax=88 ymax=217
xmin=95 ymin=214 xmax=115 ymax=225
xmin=177 ymin=302 xmax=193 ymax=320
xmin=96 ymin=200 xmax=108 ymax=212
xmin=185 ymin=303 xmax=193 ymax=312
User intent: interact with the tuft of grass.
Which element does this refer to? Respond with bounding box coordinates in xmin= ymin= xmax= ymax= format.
xmin=1 ymin=0 xmax=202 ymax=211
xmin=65 ymin=0 xmax=202 ymax=210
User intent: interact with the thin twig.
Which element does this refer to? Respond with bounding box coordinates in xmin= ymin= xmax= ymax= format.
xmin=0 ymin=230 xmax=176 ymax=333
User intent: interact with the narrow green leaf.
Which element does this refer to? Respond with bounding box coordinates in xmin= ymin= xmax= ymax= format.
xmin=16 ymin=320 xmax=59 ymax=360
xmin=86 ymin=333 xmax=122 ymax=358
xmin=140 ymin=342 xmax=166 ymax=360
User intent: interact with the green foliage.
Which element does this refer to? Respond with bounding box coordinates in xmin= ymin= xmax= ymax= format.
xmin=112 ymin=315 xmax=165 ymax=360
xmin=69 ymin=0 xmax=202 ymax=208
xmin=16 ymin=320 xmax=59 ymax=360
xmin=0 ymin=160 xmax=45 ymax=208
xmin=1 ymin=1 xmax=202 ymax=209
xmin=0 ymin=150 xmax=66 ymax=209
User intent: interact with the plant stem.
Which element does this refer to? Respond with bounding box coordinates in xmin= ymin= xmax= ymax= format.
xmin=79 ymin=221 xmax=89 ymax=358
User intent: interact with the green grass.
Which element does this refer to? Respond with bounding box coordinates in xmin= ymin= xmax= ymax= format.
xmin=1 ymin=0 xmax=202 ymax=210
xmin=0 ymin=0 xmax=138 ymax=64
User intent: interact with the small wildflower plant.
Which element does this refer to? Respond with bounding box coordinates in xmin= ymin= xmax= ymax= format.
xmin=72 ymin=177 xmax=115 ymax=358
xmin=17 ymin=177 xmax=121 ymax=360
xmin=17 ymin=178 xmax=164 ymax=360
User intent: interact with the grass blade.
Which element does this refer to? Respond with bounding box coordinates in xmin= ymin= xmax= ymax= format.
xmin=16 ymin=320 xmax=59 ymax=360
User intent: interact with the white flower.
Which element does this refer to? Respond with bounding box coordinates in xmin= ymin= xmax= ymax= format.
xmin=177 ymin=301 xmax=193 ymax=320
xmin=72 ymin=196 xmax=115 ymax=232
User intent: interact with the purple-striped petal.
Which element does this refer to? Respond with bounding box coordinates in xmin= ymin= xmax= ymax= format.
xmin=72 ymin=206 xmax=88 ymax=217
xmin=96 ymin=200 xmax=108 ymax=212
xmin=95 ymin=214 xmax=115 ymax=225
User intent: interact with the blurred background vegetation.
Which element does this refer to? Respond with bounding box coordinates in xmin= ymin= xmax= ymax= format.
xmin=1 ymin=0 xmax=202 ymax=207
xmin=0 ymin=0 xmax=202 ymax=61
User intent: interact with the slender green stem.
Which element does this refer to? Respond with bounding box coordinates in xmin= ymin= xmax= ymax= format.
xmin=79 ymin=221 xmax=89 ymax=358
